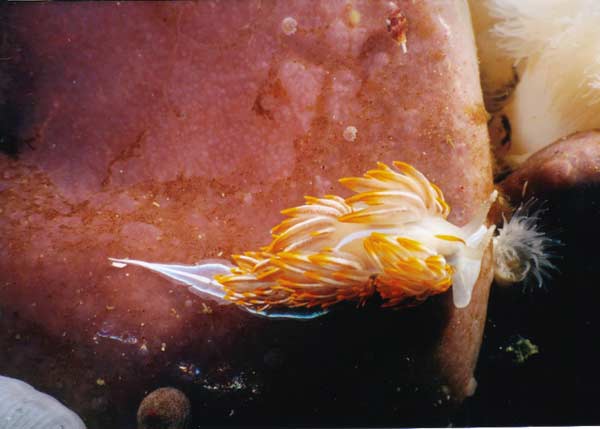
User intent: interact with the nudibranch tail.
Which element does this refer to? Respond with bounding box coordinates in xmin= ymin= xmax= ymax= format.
xmin=109 ymin=161 xmax=497 ymax=318
xmin=109 ymin=258 xmax=231 ymax=303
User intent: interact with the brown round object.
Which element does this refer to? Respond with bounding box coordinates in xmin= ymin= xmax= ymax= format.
xmin=137 ymin=387 xmax=190 ymax=429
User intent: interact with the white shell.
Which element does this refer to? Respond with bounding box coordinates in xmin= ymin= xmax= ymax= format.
xmin=0 ymin=376 xmax=86 ymax=429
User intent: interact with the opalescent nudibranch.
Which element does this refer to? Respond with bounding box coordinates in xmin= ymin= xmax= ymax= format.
xmin=110 ymin=162 xmax=496 ymax=319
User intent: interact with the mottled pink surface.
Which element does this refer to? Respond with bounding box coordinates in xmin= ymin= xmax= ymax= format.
xmin=0 ymin=1 xmax=492 ymax=427
xmin=501 ymin=131 xmax=600 ymax=200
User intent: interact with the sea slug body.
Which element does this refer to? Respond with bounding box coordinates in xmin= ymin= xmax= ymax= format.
xmin=111 ymin=162 xmax=497 ymax=319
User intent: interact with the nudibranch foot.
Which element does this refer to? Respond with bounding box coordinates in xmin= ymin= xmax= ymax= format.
xmin=245 ymin=306 xmax=330 ymax=320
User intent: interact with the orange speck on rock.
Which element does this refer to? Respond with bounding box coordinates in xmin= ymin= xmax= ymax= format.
xmin=465 ymin=103 xmax=490 ymax=125
xmin=346 ymin=6 xmax=361 ymax=28
xmin=386 ymin=7 xmax=408 ymax=52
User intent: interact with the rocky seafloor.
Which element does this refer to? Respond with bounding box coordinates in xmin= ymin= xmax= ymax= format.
xmin=1 ymin=1 xmax=599 ymax=428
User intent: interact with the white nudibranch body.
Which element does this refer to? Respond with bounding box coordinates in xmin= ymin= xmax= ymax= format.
xmin=110 ymin=162 xmax=496 ymax=319
xmin=471 ymin=0 xmax=600 ymax=165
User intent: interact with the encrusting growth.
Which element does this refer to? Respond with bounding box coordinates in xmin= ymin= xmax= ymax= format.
xmin=111 ymin=162 xmax=496 ymax=319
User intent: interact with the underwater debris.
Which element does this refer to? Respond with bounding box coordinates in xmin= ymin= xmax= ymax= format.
xmin=386 ymin=6 xmax=408 ymax=53
xmin=137 ymin=387 xmax=190 ymax=429
xmin=199 ymin=302 xmax=213 ymax=314
xmin=493 ymin=201 xmax=558 ymax=289
xmin=0 ymin=375 xmax=86 ymax=429
xmin=177 ymin=362 xmax=202 ymax=382
xmin=505 ymin=335 xmax=539 ymax=364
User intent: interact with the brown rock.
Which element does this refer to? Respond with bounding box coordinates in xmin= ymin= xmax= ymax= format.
xmin=137 ymin=388 xmax=190 ymax=429
xmin=501 ymin=130 xmax=600 ymax=201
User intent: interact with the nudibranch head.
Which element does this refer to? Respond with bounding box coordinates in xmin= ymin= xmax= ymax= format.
xmin=493 ymin=201 xmax=558 ymax=289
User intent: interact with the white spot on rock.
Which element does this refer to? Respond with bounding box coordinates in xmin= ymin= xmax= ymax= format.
xmin=243 ymin=192 xmax=253 ymax=205
xmin=343 ymin=126 xmax=358 ymax=142
xmin=281 ymin=17 xmax=297 ymax=36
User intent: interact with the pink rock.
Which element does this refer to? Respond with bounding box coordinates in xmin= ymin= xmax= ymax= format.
xmin=500 ymin=131 xmax=600 ymax=201
xmin=0 ymin=1 xmax=492 ymax=426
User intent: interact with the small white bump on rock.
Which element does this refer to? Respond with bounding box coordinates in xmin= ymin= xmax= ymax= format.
xmin=343 ymin=126 xmax=358 ymax=142
xmin=281 ymin=17 xmax=298 ymax=36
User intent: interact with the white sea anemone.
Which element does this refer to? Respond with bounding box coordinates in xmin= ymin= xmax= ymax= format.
xmin=468 ymin=0 xmax=516 ymax=111
xmin=493 ymin=202 xmax=558 ymax=289
xmin=470 ymin=0 xmax=600 ymax=165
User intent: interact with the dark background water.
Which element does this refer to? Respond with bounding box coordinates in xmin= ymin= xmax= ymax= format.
xmin=457 ymin=184 xmax=600 ymax=427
